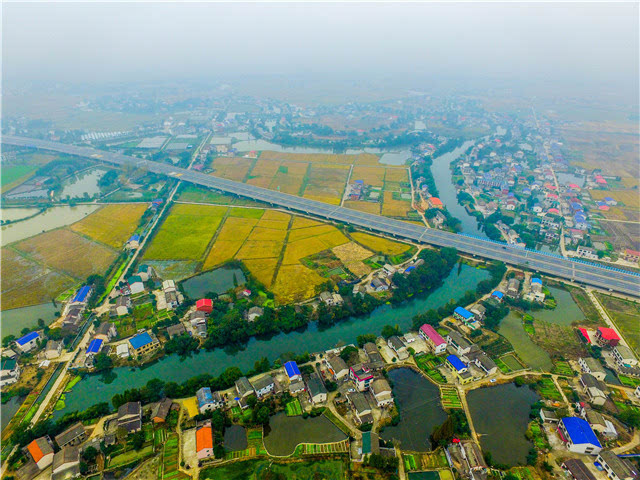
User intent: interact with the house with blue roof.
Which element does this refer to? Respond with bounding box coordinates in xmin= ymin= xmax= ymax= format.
xmin=491 ymin=290 xmax=504 ymax=302
xmin=453 ymin=306 xmax=475 ymax=325
xmin=128 ymin=331 xmax=159 ymax=356
xmin=86 ymin=338 xmax=103 ymax=356
xmin=126 ymin=234 xmax=141 ymax=250
xmin=284 ymin=361 xmax=302 ymax=381
xmin=446 ymin=355 xmax=468 ymax=373
xmin=559 ymin=417 xmax=602 ymax=455
xmin=15 ymin=331 xmax=40 ymax=353
xmin=71 ymin=285 xmax=92 ymax=304
xmin=531 ymin=277 xmax=543 ymax=293
xmin=196 ymin=387 xmax=223 ymax=413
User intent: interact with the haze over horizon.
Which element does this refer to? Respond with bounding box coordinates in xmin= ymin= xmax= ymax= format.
xmin=2 ymin=2 xmax=639 ymax=100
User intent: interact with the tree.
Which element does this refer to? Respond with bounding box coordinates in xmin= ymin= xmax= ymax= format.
xmin=255 ymin=406 xmax=270 ymax=425
xmin=619 ymin=409 xmax=640 ymax=429
xmin=82 ymin=446 xmax=99 ymax=463
xmin=357 ymin=334 xmax=377 ymax=348
xmin=132 ymin=431 xmax=145 ymax=450
xmin=93 ymin=353 xmax=113 ymax=372
xmin=381 ymin=324 xmax=401 ymax=339
xmin=339 ymin=346 xmax=359 ymax=365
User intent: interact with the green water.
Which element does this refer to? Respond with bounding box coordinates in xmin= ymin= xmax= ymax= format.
xmin=223 ymin=425 xmax=248 ymax=451
xmin=55 ymin=264 xmax=488 ymax=417
xmin=263 ymin=412 xmax=346 ymax=456
xmin=499 ymin=312 xmax=553 ymax=371
xmin=380 ymin=367 xmax=447 ymax=451
xmin=467 ymin=382 xmax=540 ymax=466
xmin=181 ymin=267 xmax=246 ymax=299
xmin=1 ymin=302 xmax=59 ymax=338
xmin=532 ymin=287 xmax=584 ymax=326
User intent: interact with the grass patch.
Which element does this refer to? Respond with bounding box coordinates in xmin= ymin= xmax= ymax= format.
xmin=286 ymin=398 xmax=303 ymax=416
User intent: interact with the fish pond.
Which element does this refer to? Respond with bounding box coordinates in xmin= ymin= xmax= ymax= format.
xmin=467 ymin=382 xmax=540 ymax=466
xmin=55 ymin=264 xmax=489 ymax=417
xmin=223 ymin=425 xmax=248 ymax=451
xmin=58 ymin=168 xmax=108 ymax=199
xmin=1 ymin=302 xmax=60 ymax=338
xmin=498 ymin=312 xmax=553 ymax=372
xmin=380 ymin=367 xmax=447 ymax=451
xmin=181 ymin=267 xmax=246 ymax=299
xmin=263 ymin=412 xmax=346 ymax=456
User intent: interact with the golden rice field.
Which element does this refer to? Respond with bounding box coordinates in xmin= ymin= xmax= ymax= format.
xmin=143 ymin=204 xmax=226 ymax=260
xmin=351 ymin=166 xmax=386 ymax=187
xmin=271 ymin=264 xmax=326 ymax=303
xmin=1 ymin=248 xmax=76 ymax=310
xmin=382 ymin=191 xmax=412 ymax=217
xmin=287 ymin=225 xmax=336 ymax=242
xmin=350 ymin=231 xmax=411 ymax=256
xmin=210 ymin=157 xmax=254 ymax=182
xmin=259 ymin=150 xmax=379 ymax=166
xmin=331 ymin=242 xmax=374 ymax=277
xmin=14 ymin=228 xmax=118 ymax=280
xmin=291 ymin=216 xmax=322 ymax=229
xmin=257 ymin=210 xmax=291 ymax=229
xmin=70 ymin=203 xmax=147 ymax=248
xmin=302 ymin=164 xmax=350 ymax=205
xmin=243 ymin=258 xmax=279 ymax=287
xmin=343 ymin=200 xmax=381 ymax=214
xmin=384 ymin=168 xmax=410 ymax=183
xmin=590 ymin=189 xmax=639 ymax=210
xmin=268 ymin=161 xmax=308 ymax=195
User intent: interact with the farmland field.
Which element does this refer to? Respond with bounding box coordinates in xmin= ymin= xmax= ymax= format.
xmin=70 ymin=203 xmax=147 ymax=248
xmin=350 ymin=231 xmax=411 ymax=256
xmin=272 ymin=264 xmax=325 ymax=303
xmin=351 ymin=165 xmax=386 ymax=187
xmin=259 ymin=150 xmax=378 ymax=166
xmin=331 ymin=242 xmax=373 ymax=276
xmin=302 ymin=164 xmax=350 ymax=205
xmin=590 ymin=189 xmax=640 ymax=210
xmin=382 ymin=191 xmax=412 ymax=217
xmin=1 ymin=248 xmax=76 ymax=310
xmin=143 ymin=204 xmax=226 ymax=260
xmin=210 ymin=156 xmax=254 ymax=182
xmin=344 ymin=200 xmax=381 ymax=214
xmin=596 ymin=293 xmax=640 ymax=356
xmin=201 ymin=459 xmax=347 ymax=480
xmin=1 ymin=164 xmax=37 ymax=188
xmin=14 ymin=228 xmax=117 ymax=279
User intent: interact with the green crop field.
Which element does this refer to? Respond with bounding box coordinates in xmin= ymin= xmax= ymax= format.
xmin=416 ymin=354 xmax=447 ymax=383
xmin=535 ymin=377 xmax=562 ymax=401
xmin=553 ymin=361 xmax=574 ymax=377
xmin=1 ymin=164 xmax=37 ymax=188
xmin=286 ymin=398 xmax=303 ymax=416
xmin=143 ymin=204 xmax=226 ymax=260
xmin=500 ymin=354 xmax=526 ymax=371
xmin=201 ymin=459 xmax=347 ymax=480
xmin=440 ymin=386 xmax=462 ymax=409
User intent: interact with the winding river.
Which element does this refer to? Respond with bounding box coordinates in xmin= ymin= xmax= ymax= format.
xmin=55 ymin=264 xmax=489 ymax=417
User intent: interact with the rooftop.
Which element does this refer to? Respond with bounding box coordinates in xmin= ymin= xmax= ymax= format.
xmin=196 ymin=425 xmax=213 ymax=451
xmin=561 ymin=417 xmax=601 ymax=448
xmin=129 ymin=332 xmax=154 ymax=350
xmin=447 ymin=354 xmax=467 ymax=372
xmin=420 ymin=324 xmax=446 ymax=345
xmin=284 ymin=361 xmax=301 ymax=378
xmin=86 ymin=338 xmax=103 ymax=354
xmin=16 ymin=331 xmax=39 ymax=346
xmin=72 ymin=285 xmax=91 ymax=303
xmin=597 ymin=327 xmax=620 ymax=341
xmin=454 ymin=306 xmax=473 ymax=320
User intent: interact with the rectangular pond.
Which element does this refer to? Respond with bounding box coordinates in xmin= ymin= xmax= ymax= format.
xmin=181 ymin=267 xmax=246 ymax=299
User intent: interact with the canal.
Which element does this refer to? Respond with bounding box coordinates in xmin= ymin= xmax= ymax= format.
xmin=430 ymin=141 xmax=486 ymax=238
xmin=55 ymin=264 xmax=489 ymax=417
xmin=380 ymin=367 xmax=447 ymax=451
xmin=467 ymin=382 xmax=540 ymax=466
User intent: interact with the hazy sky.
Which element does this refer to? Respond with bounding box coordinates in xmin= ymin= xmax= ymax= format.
xmin=3 ymin=2 xmax=639 ymax=90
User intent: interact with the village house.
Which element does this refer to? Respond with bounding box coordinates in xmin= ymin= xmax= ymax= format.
xmin=370 ymin=378 xmax=394 ymax=407
xmin=577 ymin=246 xmax=598 ymax=260
xmin=491 ymin=290 xmax=504 ymax=302
xmin=582 ymin=409 xmax=617 ymax=438
xmin=387 ymin=335 xmax=409 ymax=360
xmin=558 ymin=417 xmax=602 ymax=455
xmin=370 ymin=277 xmax=389 ymax=292
xmin=151 ymin=398 xmax=173 ymax=423
xmin=562 ymin=459 xmax=597 ymax=480
xmin=166 ymin=323 xmax=186 ymax=339
xmin=580 ymin=373 xmax=608 ymax=406
xmin=447 ymin=331 xmax=473 ymax=356
xmin=128 ymin=275 xmax=145 ymax=295
xmin=44 ymin=340 xmax=62 ymax=360
xmin=350 ymin=364 xmax=374 ymax=391
xmin=597 ymin=450 xmax=639 ymax=480
xmin=540 ymin=409 xmax=560 ymax=423
xmin=347 ymin=392 xmax=373 ymax=425
xmin=117 ymin=401 xmax=142 ymax=433
xmin=196 ymin=424 xmax=214 ymax=460
xmin=469 ymin=303 xmax=486 ymax=320
xmin=471 ymin=352 xmax=498 ymax=376
xmin=506 ymin=278 xmax=520 ymax=298
xmin=113 ymin=296 xmax=131 ymax=316
xmin=136 ymin=264 xmax=155 ymax=282
xmin=197 ymin=387 xmax=223 ymax=413
xmin=15 ymin=331 xmax=40 ymax=353
xmin=55 ymin=422 xmax=86 ymax=448
xmin=285 ymin=361 xmax=302 ymax=381
xmin=195 ymin=298 xmax=213 ymax=313
xmin=128 ymin=331 xmax=160 ymax=357
xmin=324 ymin=355 xmax=349 ymax=381
xmin=363 ymin=342 xmax=385 ymax=370
xmin=52 ymin=446 xmax=80 ymax=479
xmin=116 ymin=343 xmax=129 ymax=358
xmin=595 ymin=327 xmax=620 ymax=347
xmin=126 ymin=234 xmax=140 ymax=250
xmin=245 ymin=306 xmax=264 ymax=322
xmin=95 ymin=322 xmax=117 ymax=342
xmin=306 ymin=373 xmax=328 ymax=404
xmin=419 ymin=324 xmax=447 ymax=354
xmin=623 ymin=249 xmax=640 ymax=264
xmin=26 ymin=437 xmax=54 ymax=470
xmin=612 ymin=345 xmax=638 ymax=368
xmin=0 ymin=357 xmax=20 ymax=386
xmin=251 ymin=375 xmax=275 ymax=398
xmin=289 ymin=377 xmax=306 ymax=395
xmin=579 ymin=357 xmax=607 ymax=381
xmin=235 ymin=376 xmax=255 ymax=400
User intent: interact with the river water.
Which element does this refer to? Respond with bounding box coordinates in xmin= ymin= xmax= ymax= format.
xmin=467 ymin=382 xmax=539 ymax=466
xmin=55 ymin=264 xmax=488 ymax=417
xmin=429 ymin=141 xmax=486 ymax=238
xmin=1 ymin=204 xmax=100 ymax=246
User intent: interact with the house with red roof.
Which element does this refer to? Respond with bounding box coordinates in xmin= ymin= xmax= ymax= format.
xmin=428 ymin=197 xmax=444 ymax=209
xmin=196 ymin=298 xmax=213 ymax=313
xmin=595 ymin=327 xmax=620 ymax=347
xmin=624 ymin=249 xmax=640 ymax=264
xmin=27 ymin=437 xmax=54 ymax=470
xmin=196 ymin=424 xmax=214 ymax=459
xmin=419 ymin=324 xmax=447 ymax=354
